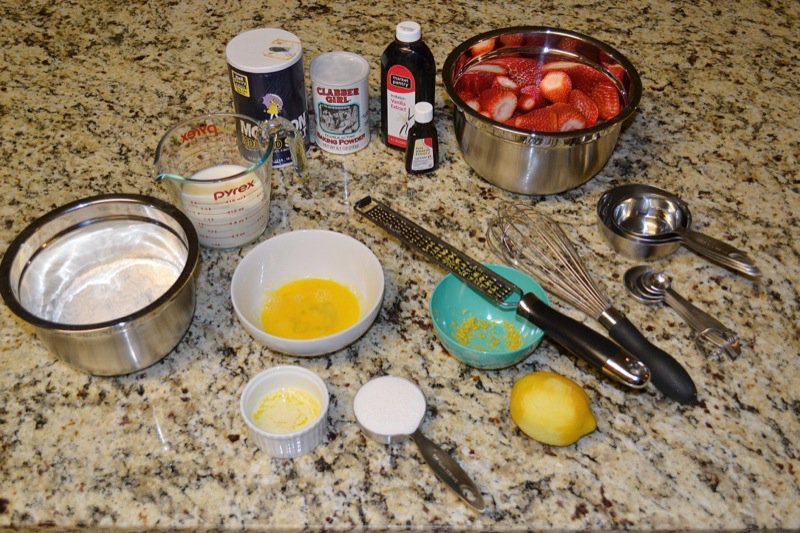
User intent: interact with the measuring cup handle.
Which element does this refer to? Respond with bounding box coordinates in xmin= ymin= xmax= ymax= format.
xmin=603 ymin=311 xmax=698 ymax=405
xmin=682 ymin=230 xmax=761 ymax=279
xmin=262 ymin=116 xmax=307 ymax=173
xmin=516 ymin=293 xmax=650 ymax=390
xmin=410 ymin=430 xmax=486 ymax=512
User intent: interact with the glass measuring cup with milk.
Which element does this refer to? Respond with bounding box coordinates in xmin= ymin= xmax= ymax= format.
xmin=155 ymin=112 xmax=305 ymax=248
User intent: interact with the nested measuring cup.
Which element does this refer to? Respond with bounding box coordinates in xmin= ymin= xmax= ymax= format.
xmin=154 ymin=112 xmax=306 ymax=249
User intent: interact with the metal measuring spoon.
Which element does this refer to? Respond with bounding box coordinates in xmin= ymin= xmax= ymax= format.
xmin=353 ymin=376 xmax=486 ymax=512
xmin=624 ymin=265 xmax=741 ymax=359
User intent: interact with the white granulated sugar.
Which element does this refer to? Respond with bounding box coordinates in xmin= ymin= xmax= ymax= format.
xmin=353 ymin=375 xmax=426 ymax=437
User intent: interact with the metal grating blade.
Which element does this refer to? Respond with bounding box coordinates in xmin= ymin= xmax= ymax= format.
xmin=354 ymin=196 xmax=520 ymax=306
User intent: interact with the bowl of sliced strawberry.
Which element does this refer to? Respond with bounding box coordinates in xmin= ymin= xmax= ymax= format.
xmin=443 ymin=27 xmax=642 ymax=195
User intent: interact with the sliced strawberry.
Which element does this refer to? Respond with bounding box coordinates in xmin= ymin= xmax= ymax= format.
xmin=457 ymin=89 xmax=480 ymax=111
xmin=590 ymin=82 xmax=621 ymax=120
xmin=484 ymin=57 xmax=541 ymax=87
xmin=492 ymin=75 xmax=519 ymax=92
xmin=466 ymin=63 xmax=506 ymax=74
xmin=509 ymin=106 xmax=558 ymax=132
xmin=499 ymin=33 xmax=525 ymax=47
xmin=518 ymin=84 xmax=546 ymax=111
xmin=551 ymin=102 xmax=587 ymax=131
xmin=603 ymin=62 xmax=626 ymax=84
xmin=568 ymin=89 xmax=599 ymax=126
xmin=455 ymin=70 xmax=497 ymax=95
xmin=470 ymin=38 xmax=496 ymax=57
xmin=478 ymin=87 xmax=518 ymax=122
xmin=542 ymin=61 xmax=608 ymax=92
xmin=540 ymin=70 xmax=572 ymax=103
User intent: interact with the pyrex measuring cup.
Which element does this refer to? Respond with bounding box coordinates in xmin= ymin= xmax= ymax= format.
xmin=154 ymin=112 xmax=306 ymax=249
xmin=353 ymin=375 xmax=486 ymax=512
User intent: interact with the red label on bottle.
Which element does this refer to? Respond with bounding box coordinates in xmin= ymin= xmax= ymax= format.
xmin=386 ymin=65 xmax=417 ymax=148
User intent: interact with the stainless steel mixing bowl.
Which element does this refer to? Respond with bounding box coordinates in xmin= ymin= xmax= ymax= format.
xmin=443 ymin=26 xmax=642 ymax=195
xmin=0 ymin=194 xmax=200 ymax=375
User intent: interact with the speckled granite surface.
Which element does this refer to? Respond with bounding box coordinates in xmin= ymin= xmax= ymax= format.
xmin=1 ymin=0 xmax=798 ymax=530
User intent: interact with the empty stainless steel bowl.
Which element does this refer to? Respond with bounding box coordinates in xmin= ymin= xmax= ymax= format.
xmin=443 ymin=26 xmax=642 ymax=195
xmin=0 ymin=194 xmax=200 ymax=375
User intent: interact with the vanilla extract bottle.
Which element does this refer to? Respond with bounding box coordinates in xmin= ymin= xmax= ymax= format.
xmin=380 ymin=20 xmax=436 ymax=151
xmin=404 ymin=101 xmax=439 ymax=174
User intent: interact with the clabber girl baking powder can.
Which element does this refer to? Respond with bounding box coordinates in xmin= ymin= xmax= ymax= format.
xmin=309 ymin=51 xmax=370 ymax=154
xmin=226 ymin=28 xmax=310 ymax=167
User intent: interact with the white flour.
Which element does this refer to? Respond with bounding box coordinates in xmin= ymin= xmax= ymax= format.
xmin=20 ymin=220 xmax=187 ymax=325
xmin=353 ymin=375 xmax=426 ymax=436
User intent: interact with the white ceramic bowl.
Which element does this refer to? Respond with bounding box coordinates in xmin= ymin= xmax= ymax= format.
xmin=231 ymin=229 xmax=384 ymax=356
xmin=240 ymin=365 xmax=329 ymax=458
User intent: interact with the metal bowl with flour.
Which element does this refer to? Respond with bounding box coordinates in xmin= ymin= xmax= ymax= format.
xmin=0 ymin=194 xmax=200 ymax=375
xmin=443 ymin=26 xmax=642 ymax=195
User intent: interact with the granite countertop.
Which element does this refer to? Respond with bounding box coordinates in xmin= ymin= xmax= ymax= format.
xmin=1 ymin=0 xmax=798 ymax=530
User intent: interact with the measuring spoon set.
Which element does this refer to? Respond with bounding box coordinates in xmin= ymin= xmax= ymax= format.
xmin=597 ymin=183 xmax=753 ymax=359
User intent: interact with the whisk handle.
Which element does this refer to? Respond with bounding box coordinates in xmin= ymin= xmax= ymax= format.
xmin=517 ymin=293 xmax=650 ymax=389
xmin=606 ymin=314 xmax=698 ymax=405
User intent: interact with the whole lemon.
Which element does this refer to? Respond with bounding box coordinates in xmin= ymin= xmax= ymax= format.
xmin=510 ymin=371 xmax=597 ymax=446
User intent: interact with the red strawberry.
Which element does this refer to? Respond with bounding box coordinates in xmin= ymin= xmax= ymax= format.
xmin=551 ymin=102 xmax=587 ymax=131
xmin=485 ymin=57 xmax=541 ymax=87
xmin=457 ymin=89 xmax=480 ymax=111
xmin=568 ymin=89 xmax=599 ymax=126
xmin=478 ymin=88 xmax=518 ymax=122
xmin=603 ymin=62 xmax=626 ymax=84
xmin=499 ymin=33 xmax=525 ymax=47
xmin=518 ymin=84 xmax=546 ymax=111
xmin=470 ymin=38 xmax=496 ymax=57
xmin=509 ymin=106 xmax=558 ymax=132
xmin=466 ymin=63 xmax=506 ymax=74
xmin=492 ymin=75 xmax=519 ymax=92
xmin=455 ymin=69 xmax=497 ymax=95
xmin=543 ymin=61 xmax=608 ymax=92
xmin=590 ymin=82 xmax=621 ymax=120
xmin=540 ymin=70 xmax=572 ymax=103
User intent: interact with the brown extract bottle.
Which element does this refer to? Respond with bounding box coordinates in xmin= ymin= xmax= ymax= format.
xmin=380 ymin=21 xmax=436 ymax=151
xmin=404 ymin=102 xmax=439 ymax=174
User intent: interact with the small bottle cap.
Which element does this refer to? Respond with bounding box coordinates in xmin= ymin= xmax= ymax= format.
xmin=414 ymin=101 xmax=433 ymax=123
xmin=396 ymin=21 xmax=421 ymax=43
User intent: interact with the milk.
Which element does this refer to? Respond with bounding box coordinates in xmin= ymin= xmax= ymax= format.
xmin=181 ymin=164 xmax=269 ymax=248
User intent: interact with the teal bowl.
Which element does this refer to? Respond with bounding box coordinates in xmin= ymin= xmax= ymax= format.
xmin=429 ymin=263 xmax=549 ymax=370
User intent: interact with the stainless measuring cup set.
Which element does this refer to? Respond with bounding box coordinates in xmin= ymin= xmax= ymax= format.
xmin=597 ymin=183 xmax=756 ymax=359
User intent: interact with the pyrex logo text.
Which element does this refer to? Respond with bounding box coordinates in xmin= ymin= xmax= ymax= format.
xmin=180 ymin=124 xmax=219 ymax=142
xmin=213 ymin=179 xmax=255 ymax=201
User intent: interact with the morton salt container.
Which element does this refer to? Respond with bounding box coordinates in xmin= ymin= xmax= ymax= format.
xmin=226 ymin=28 xmax=310 ymax=167
xmin=309 ymin=51 xmax=370 ymax=154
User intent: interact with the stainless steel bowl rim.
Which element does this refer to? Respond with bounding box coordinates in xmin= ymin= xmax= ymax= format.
xmin=0 ymin=193 xmax=200 ymax=332
xmin=443 ymin=25 xmax=643 ymax=141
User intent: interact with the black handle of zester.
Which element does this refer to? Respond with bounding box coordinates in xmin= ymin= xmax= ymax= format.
xmin=517 ymin=293 xmax=650 ymax=389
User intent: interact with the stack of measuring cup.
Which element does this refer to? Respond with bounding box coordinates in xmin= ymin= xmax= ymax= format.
xmin=155 ymin=113 xmax=304 ymax=249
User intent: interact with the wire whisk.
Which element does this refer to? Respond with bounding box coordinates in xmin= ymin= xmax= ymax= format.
xmin=487 ymin=202 xmax=698 ymax=405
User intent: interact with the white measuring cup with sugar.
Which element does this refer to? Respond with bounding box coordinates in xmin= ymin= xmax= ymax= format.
xmin=353 ymin=375 xmax=486 ymax=512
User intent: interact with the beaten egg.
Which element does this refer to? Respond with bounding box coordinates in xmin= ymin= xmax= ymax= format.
xmin=261 ymin=278 xmax=360 ymax=339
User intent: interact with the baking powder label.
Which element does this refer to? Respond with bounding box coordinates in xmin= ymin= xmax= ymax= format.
xmin=310 ymin=52 xmax=370 ymax=154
